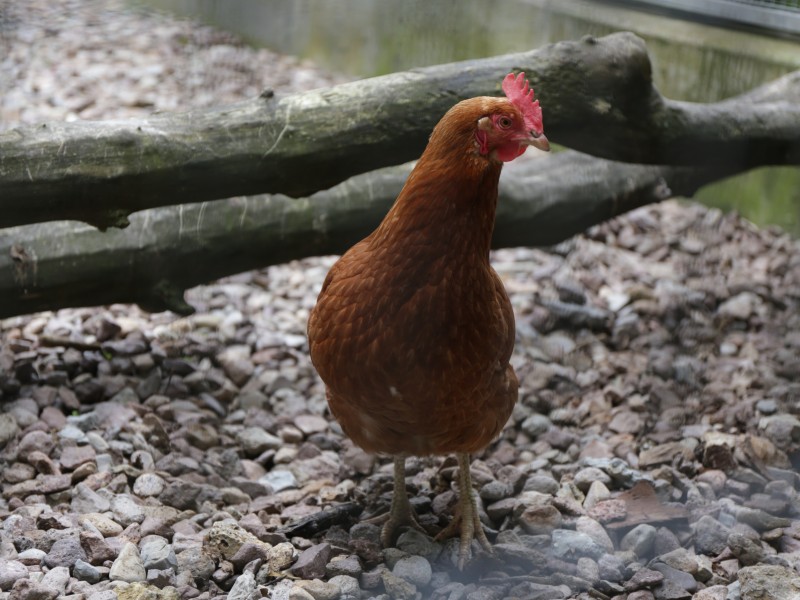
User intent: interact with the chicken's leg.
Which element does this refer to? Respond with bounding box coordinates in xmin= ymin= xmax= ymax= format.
xmin=434 ymin=453 xmax=492 ymax=569
xmin=368 ymin=455 xmax=425 ymax=547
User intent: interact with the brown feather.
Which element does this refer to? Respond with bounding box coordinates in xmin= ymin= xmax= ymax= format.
xmin=307 ymin=96 xmax=521 ymax=456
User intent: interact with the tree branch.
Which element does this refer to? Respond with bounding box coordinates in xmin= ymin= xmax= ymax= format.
xmin=0 ymin=151 xmax=736 ymax=319
xmin=1 ymin=32 xmax=798 ymax=230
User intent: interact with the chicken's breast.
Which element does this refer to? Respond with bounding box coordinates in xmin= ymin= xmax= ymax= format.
xmin=308 ymin=236 xmax=517 ymax=456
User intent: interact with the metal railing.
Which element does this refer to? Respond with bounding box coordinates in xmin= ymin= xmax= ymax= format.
xmin=602 ymin=0 xmax=800 ymax=38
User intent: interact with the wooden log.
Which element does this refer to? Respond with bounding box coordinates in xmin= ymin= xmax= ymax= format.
xmin=1 ymin=32 xmax=798 ymax=229
xmin=0 ymin=151 xmax=735 ymax=319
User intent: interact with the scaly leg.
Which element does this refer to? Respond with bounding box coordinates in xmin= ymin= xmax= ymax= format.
xmin=365 ymin=455 xmax=426 ymax=546
xmin=434 ymin=453 xmax=493 ymax=569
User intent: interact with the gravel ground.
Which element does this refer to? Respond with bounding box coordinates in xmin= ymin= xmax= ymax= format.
xmin=2 ymin=2 xmax=800 ymax=600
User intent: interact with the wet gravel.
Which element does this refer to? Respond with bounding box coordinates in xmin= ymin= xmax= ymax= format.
xmin=1 ymin=1 xmax=800 ymax=599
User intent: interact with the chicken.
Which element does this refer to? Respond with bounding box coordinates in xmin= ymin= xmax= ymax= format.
xmin=307 ymin=72 xmax=548 ymax=568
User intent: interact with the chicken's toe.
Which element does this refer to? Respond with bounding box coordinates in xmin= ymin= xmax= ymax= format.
xmin=365 ymin=455 xmax=427 ymax=547
xmin=434 ymin=453 xmax=493 ymax=569
xmin=377 ymin=505 xmax=425 ymax=547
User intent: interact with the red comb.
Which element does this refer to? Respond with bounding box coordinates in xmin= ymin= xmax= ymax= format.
xmin=502 ymin=72 xmax=543 ymax=134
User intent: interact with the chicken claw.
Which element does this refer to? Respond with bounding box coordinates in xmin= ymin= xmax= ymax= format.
xmin=365 ymin=456 xmax=427 ymax=546
xmin=434 ymin=453 xmax=493 ymax=569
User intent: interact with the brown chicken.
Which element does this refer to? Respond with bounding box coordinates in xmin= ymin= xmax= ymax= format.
xmin=307 ymin=73 xmax=549 ymax=568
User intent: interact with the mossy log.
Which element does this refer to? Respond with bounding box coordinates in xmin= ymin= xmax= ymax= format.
xmin=0 ymin=151 xmax=733 ymax=319
xmin=1 ymin=32 xmax=799 ymax=230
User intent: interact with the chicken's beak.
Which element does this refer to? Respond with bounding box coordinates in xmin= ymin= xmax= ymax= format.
xmin=524 ymin=131 xmax=550 ymax=152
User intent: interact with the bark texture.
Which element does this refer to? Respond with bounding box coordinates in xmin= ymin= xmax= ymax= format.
xmin=0 ymin=151 xmax=736 ymax=318
xmin=1 ymin=32 xmax=798 ymax=229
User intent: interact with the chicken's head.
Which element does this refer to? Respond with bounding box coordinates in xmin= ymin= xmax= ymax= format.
xmin=475 ymin=72 xmax=549 ymax=162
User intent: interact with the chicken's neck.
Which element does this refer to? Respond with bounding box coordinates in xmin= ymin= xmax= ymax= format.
xmin=373 ymin=151 xmax=502 ymax=261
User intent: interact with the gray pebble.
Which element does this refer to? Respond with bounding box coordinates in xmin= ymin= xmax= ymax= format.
xmin=287 ymin=585 xmax=315 ymax=600
xmin=59 ymin=444 xmax=96 ymax=470
xmin=738 ymin=565 xmax=800 ymax=600
xmin=522 ymin=474 xmax=559 ymax=495
xmin=0 ymin=560 xmax=28 ymax=591
xmin=111 ymin=494 xmax=146 ymax=526
xmin=598 ymin=553 xmax=626 ymax=580
xmin=158 ymin=481 xmax=201 ymax=511
xmin=267 ymin=542 xmax=297 ymax=572
xmin=8 ymin=579 xmax=59 ymax=600
xmin=73 ymin=558 xmax=102 ymax=584
xmin=57 ymin=424 xmax=90 ymax=444
xmin=519 ymin=504 xmax=562 ymax=534
xmin=360 ymin=567 xmax=385 ymax=590
xmin=238 ymin=427 xmax=283 ymax=457
xmin=329 ymin=574 xmax=361 ymax=599
xmin=230 ymin=541 xmax=270 ymax=572
xmin=39 ymin=565 xmax=70 ymax=595
xmin=727 ymin=532 xmax=765 ymax=566
xmin=19 ymin=430 xmax=56 ymax=457
xmin=653 ymin=526 xmax=682 ymax=556
xmin=78 ymin=512 xmax=123 ymax=537
xmin=717 ymin=292 xmax=758 ymax=320
xmin=139 ymin=535 xmax=178 ymax=571
xmin=227 ymin=570 xmax=259 ymax=600
xmin=479 ymin=480 xmax=513 ymax=502
xmin=693 ymin=515 xmax=733 ymax=555
xmin=657 ymin=548 xmax=700 ymax=574
xmin=381 ymin=570 xmax=417 ymax=600
xmin=109 ymin=541 xmax=147 ymax=583
xmin=651 ymin=562 xmax=697 ymax=593
xmin=625 ymin=567 xmax=664 ymax=591
xmin=44 ymin=536 xmax=86 ymax=569
xmin=755 ymin=399 xmax=777 ymax=414
xmin=0 ymin=414 xmax=20 ymax=446
xmin=759 ymin=414 xmax=800 ymax=451
xmin=575 ymin=516 xmax=614 ymax=552
xmin=627 ymin=591 xmax=656 ymax=600
xmin=726 ymin=580 xmax=742 ymax=600
xmin=486 ymin=497 xmax=516 ymax=521
xmin=620 ymin=524 xmax=657 ymax=558
xmin=260 ymin=469 xmax=298 ymax=493
xmin=735 ymin=506 xmax=791 ymax=531
xmin=550 ymin=529 xmax=607 ymax=560
xmin=521 ymin=414 xmax=551 ymax=438
xmin=395 ymin=530 xmax=442 ymax=563
xmin=133 ymin=472 xmax=166 ymax=497
xmin=147 ymin=567 xmax=177 ymax=588
xmin=217 ymin=346 xmax=254 ymax=387
xmin=80 ymin=531 xmax=116 ymax=564
xmin=325 ymin=554 xmax=362 ymax=578
xmin=16 ymin=548 xmax=46 ymax=565
xmin=185 ymin=423 xmax=221 ymax=450
xmin=692 ymin=586 xmax=729 ymax=600
xmin=176 ymin=546 xmax=215 ymax=584
xmin=576 ymin=557 xmax=600 ymax=582
xmin=87 ymin=590 xmax=119 ymax=600
xmin=349 ymin=522 xmax=381 ymax=545
xmin=292 ymin=578 xmax=340 ymax=600
xmin=582 ymin=457 xmax=647 ymax=487
xmin=573 ymin=466 xmax=612 ymax=492
xmin=392 ymin=555 xmax=432 ymax=587
xmin=382 ymin=548 xmax=408 ymax=570
xmin=290 ymin=543 xmax=331 ymax=579
xmin=66 ymin=412 xmax=97 ymax=432
xmin=3 ymin=462 xmax=35 ymax=484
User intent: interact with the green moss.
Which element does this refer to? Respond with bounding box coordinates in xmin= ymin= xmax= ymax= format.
xmin=695 ymin=167 xmax=800 ymax=236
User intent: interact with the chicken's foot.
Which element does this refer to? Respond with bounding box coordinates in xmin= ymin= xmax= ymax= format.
xmin=434 ymin=452 xmax=492 ymax=569
xmin=365 ymin=455 xmax=426 ymax=546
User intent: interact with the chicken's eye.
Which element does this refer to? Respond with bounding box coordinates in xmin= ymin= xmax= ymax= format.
xmin=496 ymin=116 xmax=513 ymax=129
